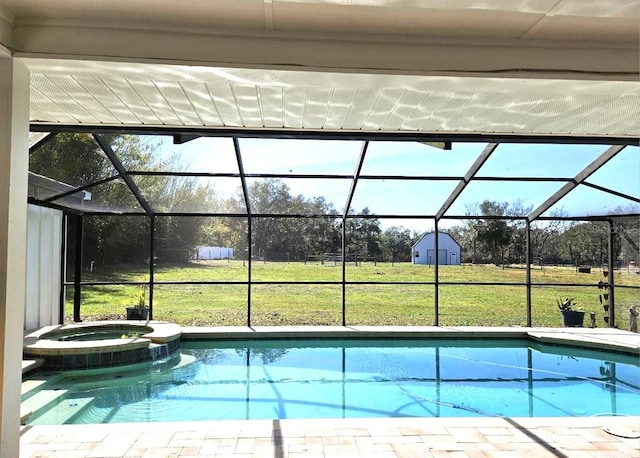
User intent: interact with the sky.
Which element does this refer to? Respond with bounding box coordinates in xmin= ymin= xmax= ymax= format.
xmin=144 ymin=136 xmax=638 ymax=233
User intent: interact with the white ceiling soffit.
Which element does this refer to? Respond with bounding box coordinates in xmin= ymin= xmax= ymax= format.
xmin=3 ymin=0 xmax=639 ymax=137
xmin=25 ymin=59 xmax=640 ymax=138
xmin=2 ymin=1 xmax=639 ymax=42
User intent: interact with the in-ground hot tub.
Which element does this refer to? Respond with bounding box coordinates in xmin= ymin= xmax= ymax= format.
xmin=23 ymin=321 xmax=182 ymax=370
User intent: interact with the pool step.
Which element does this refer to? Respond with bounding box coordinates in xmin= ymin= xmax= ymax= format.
xmin=21 ymin=378 xmax=49 ymax=422
xmin=25 ymin=394 xmax=95 ymax=425
xmin=21 ymin=378 xmax=49 ymax=398
xmin=21 ymin=374 xmax=99 ymax=425
xmin=22 ymin=359 xmax=44 ymax=375
xmin=20 ymin=353 xmax=194 ymax=425
xmin=21 ymin=373 xmax=65 ymax=402
xmin=21 ymin=386 xmax=69 ymax=424
xmin=20 ymin=405 xmax=32 ymax=424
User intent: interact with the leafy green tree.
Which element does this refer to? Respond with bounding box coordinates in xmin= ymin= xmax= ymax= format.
xmin=29 ymin=133 xmax=218 ymax=266
xmin=245 ymin=180 xmax=300 ymax=257
xmin=344 ymin=207 xmax=381 ymax=259
xmin=503 ymin=201 xmax=531 ymax=264
xmin=529 ymin=215 xmax=567 ymax=264
xmin=302 ymin=197 xmax=340 ymax=255
xmin=30 ymin=133 xmax=118 ymax=186
xmin=476 ymin=219 xmax=512 ymax=266
xmin=380 ymin=226 xmax=414 ymax=262
xmin=198 ymin=217 xmax=245 ymax=250
xmin=30 ymin=134 xmax=154 ymax=265
xmin=446 ymin=224 xmax=475 ymax=263
xmin=228 ymin=179 xmax=343 ymax=259
xmin=354 ymin=208 xmax=382 ymax=258
xmin=607 ymin=208 xmax=639 ymax=265
xmin=559 ymin=221 xmax=612 ymax=266
xmin=468 ymin=201 xmax=513 ymax=266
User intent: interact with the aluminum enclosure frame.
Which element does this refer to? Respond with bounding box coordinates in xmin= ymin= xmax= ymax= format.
xmin=27 ymin=125 xmax=640 ymax=328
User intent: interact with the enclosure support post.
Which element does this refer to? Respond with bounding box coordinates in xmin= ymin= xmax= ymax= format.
xmin=73 ymin=214 xmax=83 ymax=322
xmin=340 ymin=141 xmax=368 ymax=327
xmin=149 ymin=215 xmax=155 ymax=320
xmin=526 ymin=220 xmax=532 ymax=327
xmin=341 ymin=218 xmax=346 ymax=326
xmin=434 ymin=219 xmax=439 ymax=326
xmin=92 ymin=134 xmax=154 ymax=217
xmin=247 ymin=217 xmax=252 ymax=326
xmin=607 ymin=219 xmax=615 ymax=327
xmin=59 ymin=213 xmax=68 ymax=324
xmin=232 ymin=138 xmax=252 ymax=327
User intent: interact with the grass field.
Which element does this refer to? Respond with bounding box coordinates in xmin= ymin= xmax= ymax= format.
xmin=67 ymin=261 xmax=640 ymax=328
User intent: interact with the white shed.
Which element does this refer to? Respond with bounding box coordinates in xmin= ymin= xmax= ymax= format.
xmin=412 ymin=232 xmax=461 ymax=265
xmin=193 ymin=246 xmax=234 ymax=260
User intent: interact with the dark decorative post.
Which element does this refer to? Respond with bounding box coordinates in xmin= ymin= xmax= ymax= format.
xmin=73 ymin=214 xmax=83 ymax=322
xmin=526 ymin=220 xmax=531 ymax=327
xmin=434 ymin=219 xmax=439 ymax=326
xmin=59 ymin=213 xmax=68 ymax=324
xmin=607 ymin=219 xmax=615 ymax=326
xmin=247 ymin=217 xmax=252 ymax=326
xmin=341 ymin=218 xmax=346 ymax=326
xmin=149 ymin=215 xmax=155 ymax=320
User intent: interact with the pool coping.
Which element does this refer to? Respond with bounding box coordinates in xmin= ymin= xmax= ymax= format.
xmin=179 ymin=325 xmax=640 ymax=356
xmin=19 ymin=412 xmax=640 ymax=457
xmin=23 ymin=321 xmax=182 ymax=356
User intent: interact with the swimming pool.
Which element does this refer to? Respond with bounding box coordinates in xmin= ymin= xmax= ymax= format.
xmin=22 ymin=338 xmax=640 ymax=424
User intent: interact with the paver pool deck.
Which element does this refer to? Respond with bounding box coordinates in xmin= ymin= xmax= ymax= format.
xmin=20 ymin=326 xmax=640 ymax=457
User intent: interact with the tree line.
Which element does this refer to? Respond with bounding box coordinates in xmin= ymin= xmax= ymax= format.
xmin=29 ymin=134 xmax=638 ymax=269
xmin=447 ymin=201 xmax=638 ymax=267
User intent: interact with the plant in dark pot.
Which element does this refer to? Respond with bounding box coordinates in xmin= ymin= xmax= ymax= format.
xmin=125 ymin=286 xmax=149 ymax=320
xmin=557 ymin=296 xmax=585 ymax=327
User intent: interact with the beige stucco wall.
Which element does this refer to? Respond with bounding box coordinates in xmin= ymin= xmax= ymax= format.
xmin=0 ymin=57 xmax=29 ymax=458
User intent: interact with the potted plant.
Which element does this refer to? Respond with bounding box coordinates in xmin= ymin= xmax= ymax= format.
xmin=557 ymin=296 xmax=585 ymax=327
xmin=125 ymin=286 xmax=149 ymax=320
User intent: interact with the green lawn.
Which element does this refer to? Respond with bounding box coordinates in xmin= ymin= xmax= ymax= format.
xmin=68 ymin=261 xmax=640 ymax=328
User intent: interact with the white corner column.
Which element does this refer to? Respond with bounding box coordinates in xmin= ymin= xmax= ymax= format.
xmin=0 ymin=55 xmax=29 ymax=457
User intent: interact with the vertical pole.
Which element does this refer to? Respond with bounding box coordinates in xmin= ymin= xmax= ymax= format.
xmin=247 ymin=217 xmax=252 ymax=327
xmin=58 ymin=213 xmax=68 ymax=324
xmin=341 ymin=141 xmax=368 ymax=327
xmin=434 ymin=220 xmax=439 ymax=326
xmin=341 ymin=218 xmax=347 ymax=326
xmin=232 ymin=138 xmax=252 ymax=327
xmin=149 ymin=215 xmax=155 ymax=320
xmin=607 ymin=219 xmax=615 ymax=327
xmin=526 ymin=220 xmax=532 ymax=327
xmin=73 ymin=214 xmax=83 ymax=322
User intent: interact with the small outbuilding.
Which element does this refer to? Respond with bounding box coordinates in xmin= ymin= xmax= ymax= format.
xmin=193 ymin=246 xmax=234 ymax=260
xmin=412 ymin=232 xmax=461 ymax=265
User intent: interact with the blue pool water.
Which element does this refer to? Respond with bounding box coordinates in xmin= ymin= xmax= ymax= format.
xmin=24 ymin=339 xmax=640 ymax=424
